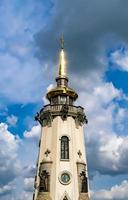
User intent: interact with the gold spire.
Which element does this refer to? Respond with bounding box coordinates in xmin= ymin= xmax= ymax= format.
xmin=46 ymin=37 xmax=78 ymax=101
xmin=58 ymin=36 xmax=67 ymax=79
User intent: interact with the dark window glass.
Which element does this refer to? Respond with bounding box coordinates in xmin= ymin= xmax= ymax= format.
xmin=61 ymin=136 xmax=69 ymax=159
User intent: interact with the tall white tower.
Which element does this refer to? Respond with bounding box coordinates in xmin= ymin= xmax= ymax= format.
xmin=33 ymin=38 xmax=90 ymax=200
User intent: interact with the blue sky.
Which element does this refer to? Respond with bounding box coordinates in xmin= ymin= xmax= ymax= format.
xmin=0 ymin=0 xmax=128 ymax=199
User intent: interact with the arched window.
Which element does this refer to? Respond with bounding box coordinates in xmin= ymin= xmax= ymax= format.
xmin=61 ymin=136 xmax=69 ymax=159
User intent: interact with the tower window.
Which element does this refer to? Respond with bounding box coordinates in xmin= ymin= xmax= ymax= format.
xmin=60 ymin=96 xmax=67 ymax=104
xmin=61 ymin=136 xmax=69 ymax=159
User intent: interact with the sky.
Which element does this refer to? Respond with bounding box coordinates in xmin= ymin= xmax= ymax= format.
xmin=0 ymin=0 xmax=128 ymax=199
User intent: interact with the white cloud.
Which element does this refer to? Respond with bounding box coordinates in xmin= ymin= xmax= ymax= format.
xmin=24 ymin=177 xmax=34 ymax=192
xmin=111 ymin=48 xmax=128 ymax=71
xmin=24 ymin=125 xmax=40 ymax=139
xmin=0 ymin=0 xmax=52 ymax=105
xmin=0 ymin=183 xmax=15 ymax=195
xmin=76 ymin=74 xmax=128 ymax=176
xmin=0 ymin=122 xmax=39 ymax=199
xmin=0 ymin=123 xmax=21 ymax=186
xmin=23 ymin=165 xmax=36 ymax=178
xmin=92 ymin=180 xmax=128 ymax=200
xmin=93 ymin=82 xmax=121 ymax=105
xmin=18 ymin=191 xmax=33 ymax=200
xmin=0 ymin=123 xmax=19 ymax=152
xmin=42 ymin=83 xmax=54 ymax=105
xmin=6 ymin=114 xmax=18 ymax=126
xmin=0 ymin=53 xmax=44 ymax=104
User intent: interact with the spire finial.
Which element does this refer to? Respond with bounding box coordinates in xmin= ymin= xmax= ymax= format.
xmin=58 ymin=36 xmax=67 ymax=79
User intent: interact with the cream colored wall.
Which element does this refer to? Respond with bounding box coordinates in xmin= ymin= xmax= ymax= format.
xmin=35 ymin=116 xmax=88 ymax=200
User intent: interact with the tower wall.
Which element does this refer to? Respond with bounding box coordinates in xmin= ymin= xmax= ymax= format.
xmin=34 ymin=112 xmax=89 ymax=200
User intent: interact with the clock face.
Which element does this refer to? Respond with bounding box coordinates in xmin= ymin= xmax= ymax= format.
xmin=59 ymin=171 xmax=71 ymax=185
xmin=61 ymin=173 xmax=70 ymax=183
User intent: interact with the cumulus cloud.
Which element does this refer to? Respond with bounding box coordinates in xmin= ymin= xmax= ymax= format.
xmin=0 ymin=183 xmax=15 ymax=196
xmin=42 ymin=83 xmax=54 ymax=105
xmin=6 ymin=114 xmax=18 ymax=126
xmin=24 ymin=125 xmax=40 ymax=139
xmin=110 ymin=48 xmax=128 ymax=72
xmin=76 ymin=78 xmax=128 ymax=177
xmin=24 ymin=177 xmax=34 ymax=192
xmin=0 ymin=0 xmax=52 ymax=105
xmin=0 ymin=123 xmax=21 ymax=186
xmin=92 ymin=180 xmax=128 ymax=200
xmin=0 ymin=53 xmax=44 ymax=104
xmin=23 ymin=165 xmax=36 ymax=178
xmin=0 ymin=122 xmax=39 ymax=199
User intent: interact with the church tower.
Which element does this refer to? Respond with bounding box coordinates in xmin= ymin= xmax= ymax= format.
xmin=33 ymin=38 xmax=90 ymax=200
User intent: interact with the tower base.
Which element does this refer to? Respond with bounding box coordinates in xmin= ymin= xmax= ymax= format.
xmin=36 ymin=192 xmax=52 ymax=200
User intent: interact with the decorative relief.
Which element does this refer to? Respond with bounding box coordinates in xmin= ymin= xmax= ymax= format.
xmin=35 ymin=111 xmax=53 ymax=127
xmin=75 ymin=112 xmax=88 ymax=127
xmin=77 ymin=162 xmax=89 ymax=197
xmin=60 ymin=104 xmax=69 ymax=120
xmin=36 ymin=160 xmax=53 ymax=200
xmin=35 ymin=105 xmax=87 ymax=127
xmin=79 ymin=193 xmax=90 ymax=200
xmin=44 ymin=149 xmax=51 ymax=158
xmin=36 ymin=192 xmax=52 ymax=200
xmin=39 ymin=169 xmax=49 ymax=192
xmin=80 ymin=171 xmax=88 ymax=193
xmin=77 ymin=150 xmax=82 ymax=159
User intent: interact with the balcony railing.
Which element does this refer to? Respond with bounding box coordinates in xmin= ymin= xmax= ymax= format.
xmin=40 ymin=104 xmax=84 ymax=116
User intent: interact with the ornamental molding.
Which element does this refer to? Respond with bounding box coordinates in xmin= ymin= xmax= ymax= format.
xmin=36 ymin=192 xmax=52 ymax=200
xmin=60 ymin=104 xmax=69 ymax=120
xmin=35 ymin=111 xmax=53 ymax=127
xmin=75 ymin=112 xmax=88 ymax=127
xmin=35 ymin=104 xmax=88 ymax=127
xmin=79 ymin=193 xmax=90 ymax=200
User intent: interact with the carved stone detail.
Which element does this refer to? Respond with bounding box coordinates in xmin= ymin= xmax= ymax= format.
xmin=60 ymin=104 xmax=69 ymax=120
xmin=79 ymin=193 xmax=90 ymax=200
xmin=75 ymin=112 xmax=88 ymax=127
xmin=35 ymin=111 xmax=53 ymax=127
xmin=77 ymin=150 xmax=82 ymax=159
xmin=44 ymin=149 xmax=51 ymax=158
xmin=39 ymin=170 xmax=49 ymax=192
xmin=77 ymin=162 xmax=89 ymax=198
xmin=35 ymin=105 xmax=87 ymax=126
xmin=80 ymin=171 xmax=88 ymax=193
xmin=36 ymin=192 xmax=52 ymax=200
